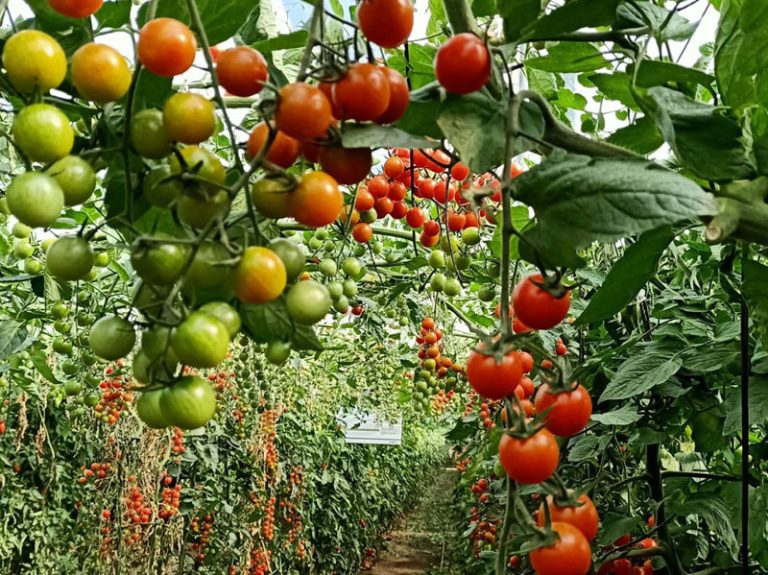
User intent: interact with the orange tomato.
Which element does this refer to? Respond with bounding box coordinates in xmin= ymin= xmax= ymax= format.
xmin=138 ymin=18 xmax=197 ymax=77
xmin=292 ymin=172 xmax=343 ymax=228
xmin=246 ymin=122 xmax=300 ymax=169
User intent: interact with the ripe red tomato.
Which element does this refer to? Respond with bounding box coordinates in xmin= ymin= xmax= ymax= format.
xmin=612 ymin=559 xmax=634 ymax=575
xmin=534 ymin=383 xmax=593 ymax=437
xmin=318 ymin=146 xmax=373 ymax=185
xmin=414 ymin=149 xmax=450 ymax=172
xmin=352 ymin=222 xmax=373 ymax=243
xmin=406 ymin=207 xmax=425 ymax=229
xmin=530 ymin=522 xmax=592 ymax=575
xmin=391 ymin=200 xmax=408 ymax=219
xmin=556 ymin=337 xmax=568 ymax=356
xmin=138 ymin=18 xmax=197 ymax=77
xmin=433 ymin=180 xmax=456 ymax=204
xmin=374 ymin=196 xmax=394 ymax=218
xmin=355 ymin=189 xmax=376 ymax=212
xmin=246 ymin=122 xmax=300 ymax=168
xmin=639 ymin=538 xmax=657 ymax=549
xmin=513 ymin=317 xmax=533 ymax=333
xmin=417 ymin=178 xmax=435 ymax=199
xmin=275 ymin=83 xmax=332 ymax=141
xmin=423 ymin=220 xmax=440 ymax=236
xmin=498 ymin=428 xmax=559 ymax=484
xmin=376 ymin=67 xmax=409 ymax=124
xmin=519 ymin=351 xmax=534 ymax=373
xmin=292 ymin=172 xmax=343 ymax=227
xmin=518 ymin=376 xmax=534 ymax=398
xmin=216 ymin=46 xmax=268 ymax=97
xmin=447 ymin=210 xmax=466 ymax=231
xmin=451 ymin=162 xmax=470 ymax=181
xmin=512 ymin=273 xmax=571 ymax=330
xmin=384 ymin=156 xmax=405 ymax=179
xmin=422 ymin=317 xmax=435 ymax=330
xmin=49 ymin=0 xmax=102 ymax=18
xmin=388 ymin=181 xmax=407 ymax=201
xmin=334 ymin=63 xmax=391 ymax=121
xmin=464 ymin=211 xmax=479 ymax=228
xmin=368 ymin=175 xmax=389 ymax=198
xmin=466 ymin=349 xmax=523 ymax=400
xmin=420 ymin=231 xmax=440 ymax=247
xmin=435 ymin=33 xmax=491 ymax=94
xmin=538 ymin=494 xmax=599 ymax=542
xmin=357 ymin=0 xmax=413 ymax=48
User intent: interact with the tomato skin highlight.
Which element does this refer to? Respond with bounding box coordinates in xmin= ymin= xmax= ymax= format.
xmin=466 ymin=350 xmax=523 ymax=400
xmin=138 ymin=18 xmax=197 ymax=77
xmin=534 ymin=383 xmax=592 ymax=437
xmin=498 ymin=428 xmax=559 ymax=484
xmin=357 ymin=0 xmax=414 ymax=48
xmin=513 ymin=273 xmax=571 ymax=330
xmin=530 ymin=522 xmax=592 ymax=575
xmin=537 ymin=494 xmax=599 ymax=542
xmin=435 ymin=33 xmax=491 ymax=94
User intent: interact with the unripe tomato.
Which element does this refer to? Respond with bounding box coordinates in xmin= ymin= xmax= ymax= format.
xmin=352 ymin=222 xmax=373 ymax=243
xmin=138 ymin=18 xmax=197 ymax=77
xmin=247 ymin=122 xmax=300 ymax=168
xmin=513 ymin=273 xmax=571 ymax=330
xmin=333 ymin=63 xmax=391 ymax=121
xmin=47 ymin=236 xmax=94 ymax=281
xmin=49 ymin=0 xmax=103 ymax=18
xmin=163 ymin=93 xmax=216 ymax=144
xmin=466 ymin=349 xmax=523 ymax=400
xmin=275 ymin=83 xmax=332 ymax=141
xmin=292 ymin=172 xmax=343 ymax=228
xmin=357 ymin=0 xmax=413 ymax=48
xmin=2 ymin=30 xmax=66 ymax=93
xmin=71 ymin=43 xmax=131 ymax=103
xmin=233 ymin=246 xmax=287 ymax=304
xmin=530 ymin=522 xmax=591 ymax=575
xmin=376 ymin=67 xmax=410 ymax=124
xmin=130 ymin=109 xmax=172 ymax=159
xmin=6 ymin=172 xmax=64 ymax=228
xmin=498 ymin=428 xmax=559 ymax=484
xmin=216 ymin=46 xmax=268 ymax=97
xmin=534 ymin=383 xmax=592 ymax=437
xmin=169 ymin=145 xmax=226 ymax=196
xmin=14 ymin=104 xmax=74 ymax=163
xmin=47 ymin=156 xmax=96 ymax=206
xmin=318 ymin=146 xmax=373 ymax=185
xmin=435 ymin=33 xmax=491 ymax=94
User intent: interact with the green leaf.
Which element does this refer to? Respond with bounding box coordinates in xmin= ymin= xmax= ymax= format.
xmin=490 ymin=206 xmax=531 ymax=259
xmin=340 ymin=125 xmax=435 ymax=150
xmin=292 ymin=325 xmax=324 ymax=352
xmin=591 ymin=404 xmax=642 ymax=426
xmin=669 ymin=494 xmax=739 ymax=556
xmin=386 ymin=44 xmax=437 ymax=90
xmin=576 ymin=226 xmax=673 ymax=326
xmin=723 ymin=375 xmax=768 ymax=435
xmin=743 ymin=259 xmax=768 ymax=350
xmin=22 ymin=0 xmax=91 ymax=55
xmin=598 ymin=513 xmax=643 ymax=547
xmin=606 ymin=116 xmax=665 ymax=155
xmin=251 ymin=31 xmax=309 ymax=53
xmin=239 ymin=300 xmax=322 ymax=351
xmin=586 ymin=72 xmax=640 ymax=110
xmin=679 ymin=346 xmax=740 ymax=374
xmin=526 ymin=43 xmax=608 ymax=73
xmin=500 ymin=0 xmax=541 ymax=42
xmin=515 ymin=150 xmax=718 ymax=249
xmin=521 ymin=0 xmax=620 ymax=40
xmin=519 ymin=225 xmax=587 ymax=269
xmin=427 ymin=0 xmax=447 ymax=37
xmin=600 ymin=352 xmax=682 ymax=402
xmin=30 ymin=348 xmax=60 ymax=384
xmin=138 ymin=0 xmax=255 ymax=45
xmin=0 ymin=321 xmax=31 ymax=361
xmin=635 ymin=61 xmax=715 ymax=89
xmin=133 ymin=69 xmax=174 ymax=110
xmin=96 ymin=0 xmax=132 ymax=29
xmin=616 ymin=1 xmax=697 ymax=41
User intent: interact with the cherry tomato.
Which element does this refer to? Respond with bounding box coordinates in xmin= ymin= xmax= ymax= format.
xmin=374 ymin=196 xmax=394 ymax=218
xmin=333 ymin=63 xmax=391 ymax=121
xmin=388 ymin=181 xmax=407 ymax=201
xmin=498 ymin=428 xmax=559 ymax=484
xmin=556 ymin=337 xmax=568 ymax=356
xmin=534 ymin=383 xmax=592 ymax=437
xmin=464 ymin=211 xmax=480 ymax=228
xmin=71 ymin=43 xmax=130 ymax=103
xmin=385 ymin=156 xmax=405 ymax=179
xmin=49 ymin=0 xmax=103 ymax=17
xmin=357 ymin=0 xmax=413 ymax=48
xmin=355 ymin=189 xmax=376 ymax=212
xmin=519 ymin=351 xmax=534 ymax=373
xmin=163 ymin=93 xmax=215 ymax=144
xmin=447 ymin=210 xmax=466 ymax=231
xmin=216 ymin=46 xmax=268 ymax=97
xmin=537 ymin=494 xmax=599 ymax=542
xmin=417 ymin=178 xmax=435 ymax=199
xmin=367 ymin=176 xmax=389 ymax=198
xmin=292 ymin=172 xmax=343 ymax=227
xmin=3 ymin=30 xmax=66 ymax=93
xmin=530 ymin=522 xmax=591 ymax=575
xmin=138 ymin=18 xmax=197 ymax=77
xmin=451 ymin=162 xmax=470 ymax=181
xmin=276 ymin=83 xmax=332 ymax=141
xmin=406 ymin=207 xmax=425 ymax=229
xmin=420 ymin=231 xmax=440 ymax=247
xmin=246 ymin=122 xmax=300 ymax=168
xmin=390 ymin=200 xmax=408 ymax=219
xmin=466 ymin=349 xmax=523 ymax=400
xmin=352 ymin=222 xmax=373 ymax=243
xmin=612 ymin=559 xmax=634 ymax=575
xmin=512 ymin=273 xmax=571 ymax=330
xmin=435 ymin=33 xmax=491 ymax=94
xmin=423 ymin=220 xmax=440 ymax=236
xmin=518 ymin=376 xmax=534 ymax=399
xmin=318 ymin=146 xmax=372 ymax=185
xmin=376 ymin=67 xmax=409 ymax=124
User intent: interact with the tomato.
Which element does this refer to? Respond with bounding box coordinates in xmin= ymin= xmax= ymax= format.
xmin=14 ymin=104 xmax=74 ymax=163
xmin=519 ymin=351 xmax=534 ymax=373
xmin=301 ymin=139 xmax=321 ymax=163
xmin=413 ymin=149 xmax=450 ymax=172
xmin=423 ymin=220 xmax=440 ymax=236
xmin=368 ymin=176 xmax=389 ymax=198
xmin=275 ymin=83 xmax=332 ymax=141
xmin=642 ymin=560 xmax=654 ymax=575
xmin=2 ymin=30 xmax=66 ymax=93
xmin=265 ymin=340 xmax=292 ymax=365
xmin=171 ymin=311 xmax=230 ymax=367
xmin=518 ymin=376 xmax=534 ymax=398
xmin=421 ymin=231 xmax=440 ymax=247
xmin=451 ymin=162 xmax=470 ymax=181
xmin=247 ymin=122 xmax=300 ymax=168
xmin=417 ymin=178 xmax=435 ymax=198
xmin=375 ymin=196 xmax=394 ymax=218
xmin=556 ymin=337 xmax=568 ymax=356
xmin=50 ymin=0 xmax=103 ymax=17
xmin=530 ymin=522 xmax=591 ymax=575
xmin=638 ymin=538 xmax=657 ymax=549
xmin=352 ymin=222 xmax=373 ymax=243
xmin=406 ymin=207 xmax=425 ymax=228
xmin=388 ymin=181 xmax=407 ymax=201
xmin=177 ymin=190 xmax=231 ymax=228
xmin=611 ymin=559 xmax=633 ymax=575
xmin=513 ymin=273 xmax=571 ymax=330
xmin=47 ymin=236 xmax=94 ymax=281
xmin=159 ymin=375 xmax=217 ymax=430
xmin=538 ymin=494 xmax=599 ymax=542
xmin=534 ymin=383 xmax=592 ymax=437
xmin=333 ymin=63 xmax=391 ymax=121
xmin=285 ymin=280 xmax=332 ymax=325
xmin=384 ymin=156 xmax=405 ymax=179
xmin=131 ymin=237 xmax=191 ymax=286
xmin=6 ymin=172 xmax=64 ymax=228
xmin=89 ymin=315 xmax=136 ymax=360
xmin=163 ymin=93 xmax=216 ymax=144
xmin=357 ymin=0 xmax=413 ymax=48
xmin=143 ymin=165 xmax=181 ymax=208
xmin=216 ymin=46 xmax=268 ymax=97
xmin=318 ymin=146 xmax=373 ymax=185
xmin=233 ymin=246 xmax=287 ymax=304
xmin=138 ymin=18 xmax=197 ymax=77
xmin=376 ymin=67 xmax=410 ymax=124
xmin=199 ymin=302 xmax=241 ymax=337
xmin=71 ymin=43 xmax=131 ymax=103
xmin=130 ymin=109 xmax=172 ymax=159
xmin=169 ymin=145 xmax=227 ymax=196
xmin=355 ymin=189 xmax=376 ymax=211
xmin=292 ymin=172 xmax=343 ymax=228
xmin=136 ymin=389 xmax=170 ymax=429
xmin=391 ymin=200 xmax=408 ymax=219
xmin=182 ymin=241 xmax=234 ymax=303
xmin=251 ymin=176 xmax=295 ymax=218
xmin=513 ymin=317 xmax=533 ymax=333
xmin=435 ymin=33 xmax=490 ymax=94
xmin=464 ymin=211 xmax=480 ymax=228
xmin=498 ymin=428 xmax=559 ymax=484
xmin=448 ymin=211 xmax=466 ymax=231
xmin=466 ymin=349 xmax=523 ymax=400
xmin=46 ymin=156 xmax=96 ymax=206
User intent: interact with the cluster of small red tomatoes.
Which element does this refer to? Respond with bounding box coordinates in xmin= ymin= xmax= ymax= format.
xmin=598 ymin=532 xmax=658 ymax=575
xmin=415 ymin=317 xmax=463 ymax=377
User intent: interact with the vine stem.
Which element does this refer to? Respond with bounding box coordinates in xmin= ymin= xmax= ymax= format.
xmin=740 ymin=244 xmax=751 ymax=574
xmin=297 ymin=0 xmax=325 ymax=82
xmin=495 ymin=477 xmax=516 ymax=575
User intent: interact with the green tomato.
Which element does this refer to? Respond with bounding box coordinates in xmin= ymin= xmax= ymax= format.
xmin=429 ymin=273 xmax=446 ymax=292
xmin=142 ymin=165 xmax=181 ymax=208
xmin=47 ymin=236 xmax=94 ymax=281
xmin=319 ymin=258 xmax=337 ymax=277
xmin=89 ymin=315 xmax=136 ymax=360
xmin=323 ymin=240 xmax=335 ymax=253
xmin=342 ymin=257 xmax=363 ymax=278
xmin=52 ymin=337 xmax=73 ymax=355
xmin=444 ymin=277 xmax=462 ymax=297
xmin=342 ymin=279 xmax=358 ymax=298
xmin=315 ymin=228 xmax=329 ymax=241
xmin=13 ymin=240 xmax=34 ymax=259
xmin=308 ymin=237 xmax=323 ymax=251
xmin=46 ymin=155 xmax=96 ymax=206
xmin=371 ymin=240 xmax=383 ymax=255
xmin=327 ymin=281 xmax=344 ymax=300
xmin=333 ymin=295 xmax=350 ymax=313
xmin=12 ymin=222 xmax=31 ymax=238
xmin=269 ymin=238 xmax=306 ymax=280
xmin=94 ymin=251 xmax=110 ymax=267
xmin=353 ymin=244 xmax=366 ymax=257
xmin=428 ymin=250 xmax=446 ymax=269
xmin=360 ymin=208 xmax=377 ymax=224
xmin=7 ymin=172 xmax=65 ymax=228
xmin=199 ymin=302 xmax=241 ymax=337
xmin=284 ymin=281 xmax=332 ymax=325
xmin=477 ymin=285 xmax=495 ymax=302
xmin=265 ymin=340 xmax=292 ymax=365
xmin=462 ymin=227 xmax=481 ymax=246
xmin=24 ymin=258 xmax=41 ymax=274
xmin=53 ymin=320 xmax=71 ymax=334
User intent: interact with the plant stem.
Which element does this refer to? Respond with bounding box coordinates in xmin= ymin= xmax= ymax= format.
xmin=647 ymin=443 xmax=684 ymax=575
xmin=495 ymin=478 xmax=515 ymax=575
xmin=740 ymin=245 xmax=751 ymax=574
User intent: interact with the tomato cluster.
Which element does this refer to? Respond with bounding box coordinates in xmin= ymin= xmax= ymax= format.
xmin=191 ymin=513 xmax=215 ymax=563
xmin=124 ymin=482 xmax=152 ymax=546
xmin=412 ymin=317 xmax=463 ymax=412
xmin=95 ymin=369 xmax=132 ymax=425
xmin=159 ymin=474 xmax=182 ymax=521
xmin=78 ymin=461 xmax=111 ymax=485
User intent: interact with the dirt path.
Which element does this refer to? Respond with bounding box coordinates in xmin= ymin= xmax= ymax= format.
xmin=365 ymin=468 xmax=458 ymax=575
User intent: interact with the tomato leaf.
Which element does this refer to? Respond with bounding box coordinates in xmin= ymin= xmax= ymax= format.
xmin=514 ymin=150 xmax=718 ymax=249
xmin=600 ymin=352 xmax=682 ymax=402
xmin=30 ymin=348 xmax=60 ymax=385
xmin=742 ymin=259 xmax=768 ymax=351
xmin=499 ymin=0 xmax=540 ymax=42
xmin=606 ymin=116 xmax=665 ymax=155
xmin=520 ymin=0 xmax=620 ymax=40
xmin=597 ymin=513 xmax=643 ymax=547
xmin=575 ymin=225 xmax=674 ymax=326
xmin=723 ymin=375 xmax=768 ymax=435
xmin=616 ymin=1 xmax=696 ymax=41
xmin=0 ymin=321 xmax=32 ymax=362
xmin=525 ymin=43 xmax=609 ymax=73
xmin=634 ymin=61 xmax=715 ymax=90
xmin=239 ymin=300 xmax=323 ymax=351
xmin=586 ymin=72 xmax=640 ymax=110
xmin=251 ymin=31 xmax=309 ymax=53
xmin=590 ymin=405 xmax=642 ymax=426
xmin=95 ymin=0 xmax=132 ymax=30
xmin=341 ymin=125 xmax=435 ymax=150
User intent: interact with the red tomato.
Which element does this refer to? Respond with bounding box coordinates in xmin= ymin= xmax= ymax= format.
xmin=352 ymin=222 xmax=373 ymax=243
xmin=319 ymin=82 xmax=343 ymax=118
xmin=450 ymin=162 xmax=470 ymax=181
xmin=391 ymin=200 xmax=408 ymax=219
xmin=357 ymin=0 xmax=413 ymax=48
xmin=275 ymin=83 xmax=332 ymax=141
xmin=376 ymin=67 xmax=409 ymax=124
xmin=556 ymin=337 xmax=568 ymax=356
xmin=513 ymin=317 xmax=533 ymax=333
xmin=138 ymin=18 xmax=197 ymax=77
xmin=614 ymin=534 xmax=632 ymax=547
xmin=318 ymin=146 xmax=373 ymax=185
xmin=466 ymin=349 xmax=523 ymax=400
xmin=534 ymin=383 xmax=592 ymax=437
xmin=638 ymin=538 xmax=657 ymax=549
xmin=435 ymin=33 xmax=490 ymax=94
xmin=422 ymin=318 xmax=435 ymax=330
xmin=355 ymin=189 xmax=376 ymax=212
xmin=498 ymin=428 xmax=559 ymax=484
xmin=420 ymin=231 xmax=440 ymax=247
xmin=49 ymin=0 xmax=102 ymax=18
xmin=519 ymin=351 xmax=534 ymax=373
xmin=384 ymin=156 xmax=405 ymax=179
xmin=368 ymin=175 xmax=389 ymax=198
xmin=209 ymin=45 xmax=221 ymax=62
xmin=246 ymin=122 xmax=300 ymax=168
xmin=375 ymin=196 xmax=394 ymax=218
xmin=423 ymin=220 xmax=440 ymax=237
xmin=530 ymin=522 xmax=591 ymax=575
xmin=406 ymin=207 xmax=425 ymax=228
xmin=388 ymin=181 xmax=408 ymax=201
xmin=413 ymin=149 xmax=449 ymax=173
xmin=447 ymin=210 xmax=466 ymax=231
xmin=512 ymin=273 xmax=571 ymax=330
xmin=538 ymin=494 xmax=599 ymax=542
xmin=216 ymin=46 xmax=268 ymax=97
xmin=433 ymin=181 xmax=456 ymax=204
xmin=334 ymin=63 xmax=391 ymax=121
xmin=417 ymin=178 xmax=435 ymax=199
xmin=518 ymin=376 xmax=534 ymax=399
xmin=612 ymin=559 xmax=634 ymax=575
xmin=464 ymin=211 xmax=480 ymax=228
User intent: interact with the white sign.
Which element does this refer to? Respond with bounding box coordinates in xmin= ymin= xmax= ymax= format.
xmin=337 ymin=410 xmax=403 ymax=445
